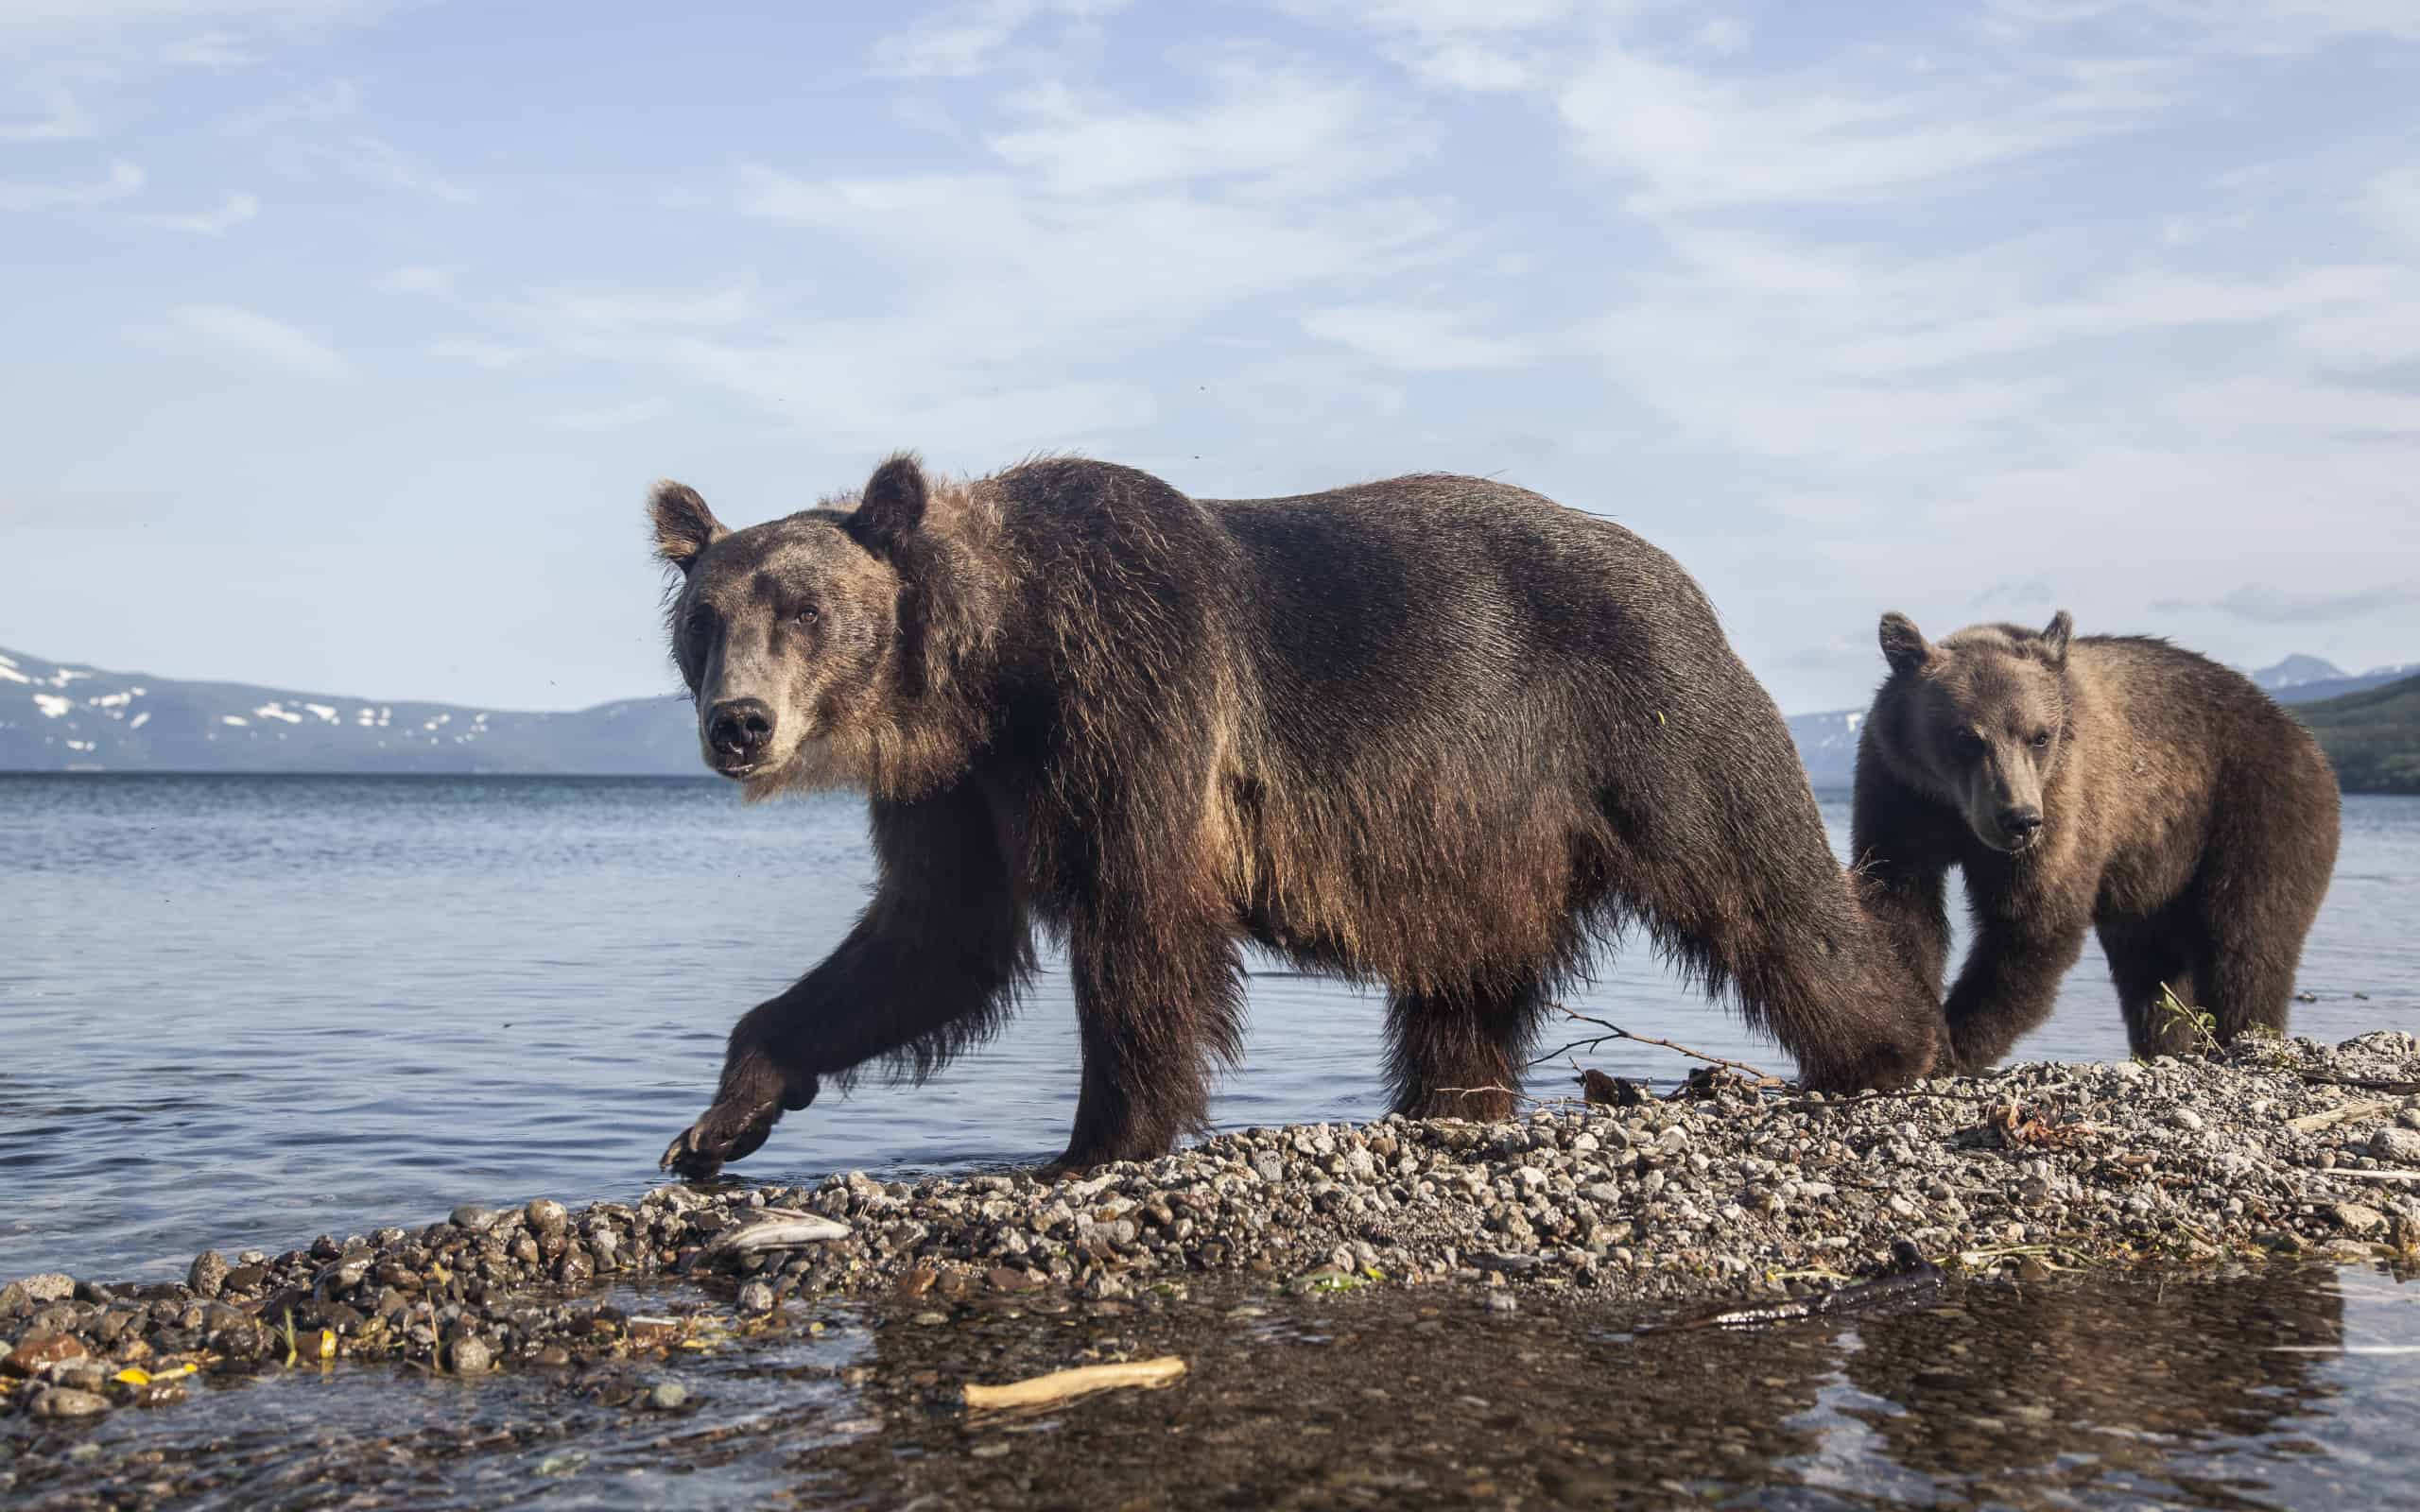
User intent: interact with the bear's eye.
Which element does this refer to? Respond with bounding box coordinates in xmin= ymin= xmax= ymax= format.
xmin=1953 ymin=730 xmax=1986 ymax=758
xmin=2031 ymin=730 xmax=2051 ymax=748
xmin=683 ymin=606 xmax=715 ymax=640
xmin=793 ymin=606 xmax=820 ymax=627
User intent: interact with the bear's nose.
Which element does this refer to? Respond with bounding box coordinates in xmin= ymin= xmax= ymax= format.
xmin=707 ymin=698 xmax=775 ymax=759
xmin=1998 ymin=805 xmax=2044 ymax=838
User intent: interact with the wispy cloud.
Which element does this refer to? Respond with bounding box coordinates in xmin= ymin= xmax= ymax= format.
xmin=2152 ymin=584 xmax=2420 ymax=624
xmin=135 ymin=191 xmax=259 ymax=234
xmin=427 ymin=338 xmax=526 ymax=369
xmin=0 ymin=90 xmax=92 ymax=143
xmin=550 ymin=397 xmax=666 ymax=432
xmin=223 ymin=79 xmax=470 ymax=203
xmin=171 ymin=303 xmax=349 ymax=378
xmin=379 ymin=263 xmax=452 ymax=294
xmin=1303 ymin=305 xmax=1539 ymax=371
xmin=871 ymin=0 xmax=1126 ymax=78
xmin=1558 ymin=47 xmax=2165 ymax=212
xmin=535 ymin=285 xmax=753 ymax=332
xmin=164 ymin=31 xmax=258 ymax=68
xmin=0 ymin=159 xmax=143 ymax=211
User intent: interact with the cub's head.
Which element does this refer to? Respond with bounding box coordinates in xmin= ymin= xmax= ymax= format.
xmin=648 ymin=455 xmax=936 ymax=799
xmin=1873 ymin=610 xmax=2075 ymax=855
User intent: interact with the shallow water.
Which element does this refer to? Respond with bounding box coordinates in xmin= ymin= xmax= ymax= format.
xmin=1 ymin=774 xmax=2413 ymax=1283
xmin=7 ymin=1263 xmax=2420 ymax=1509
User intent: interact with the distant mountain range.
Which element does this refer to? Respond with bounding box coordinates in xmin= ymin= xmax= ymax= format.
xmin=6 ymin=643 xmax=2415 ymax=794
xmin=0 ymin=645 xmax=700 ymax=776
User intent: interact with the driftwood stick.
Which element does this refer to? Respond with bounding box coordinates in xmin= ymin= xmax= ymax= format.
xmin=2285 ymin=1100 xmax=2398 ymax=1134
xmin=962 ymin=1357 xmax=1187 ymax=1410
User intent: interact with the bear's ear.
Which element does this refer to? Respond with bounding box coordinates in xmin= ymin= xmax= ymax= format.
xmin=848 ymin=452 xmax=929 ymax=556
xmin=649 ymin=482 xmax=726 ymax=576
xmin=2039 ymin=610 xmax=2073 ymax=666
xmin=1878 ymin=612 xmax=1934 ymax=676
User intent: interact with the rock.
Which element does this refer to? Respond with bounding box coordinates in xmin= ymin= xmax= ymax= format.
xmin=4 ymin=1331 xmax=87 ymax=1378
xmin=737 ymin=1281 xmax=775 ymax=1315
xmin=648 ymin=1382 xmax=690 ymax=1412
xmin=2166 ymin=1108 xmax=2204 ymax=1133
xmin=2367 ymin=1129 xmax=2420 ymax=1166
xmin=449 ymin=1335 xmax=493 ymax=1374
xmin=449 ymin=1205 xmax=505 ymax=1233
xmin=1472 ymin=1252 xmax=1542 ymax=1275
xmin=186 ymin=1249 xmax=230 ymax=1298
xmin=9 ymin=1273 xmax=74 ymax=1306
xmin=2332 ymin=1203 xmax=2387 ymax=1235
xmin=1482 ymin=1291 xmax=1519 ymax=1314
xmin=525 ymin=1199 xmax=569 ymax=1237
xmin=32 ymin=1387 xmax=110 ymax=1419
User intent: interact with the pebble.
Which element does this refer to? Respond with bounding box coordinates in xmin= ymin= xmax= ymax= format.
xmin=737 ymin=1281 xmax=776 ymax=1315
xmin=2332 ymin=1203 xmax=2387 ymax=1235
xmin=448 ymin=1205 xmax=506 ymax=1233
xmin=647 ymin=1382 xmax=689 ymax=1412
xmin=449 ymin=1336 xmax=493 ymax=1375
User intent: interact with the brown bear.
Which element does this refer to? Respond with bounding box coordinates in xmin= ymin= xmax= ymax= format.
xmin=648 ymin=455 xmax=1942 ymax=1177
xmin=1851 ymin=610 xmax=2340 ymax=1072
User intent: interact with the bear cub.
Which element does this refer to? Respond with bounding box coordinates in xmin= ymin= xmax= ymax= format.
xmin=1852 ymin=610 xmax=2339 ymax=1071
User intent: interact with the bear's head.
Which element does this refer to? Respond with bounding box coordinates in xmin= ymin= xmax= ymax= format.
xmin=648 ymin=454 xmax=971 ymax=800
xmin=1872 ymin=610 xmax=2075 ymax=855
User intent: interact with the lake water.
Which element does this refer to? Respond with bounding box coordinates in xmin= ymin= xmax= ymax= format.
xmin=2 ymin=774 xmax=2414 ymax=1284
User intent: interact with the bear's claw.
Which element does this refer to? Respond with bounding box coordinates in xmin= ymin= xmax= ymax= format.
xmin=658 ymin=1098 xmax=779 ymax=1180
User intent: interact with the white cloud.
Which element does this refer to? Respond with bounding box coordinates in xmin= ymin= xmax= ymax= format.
xmin=870 ymin=0 xmax=1127 ymax=79
xmin=1302 ymin=305 xmax=1539 ymax=371
xmin=380 ymin=263 xmax=452 ymax=294
xmin=222 ymin=80 xmax=470 ymax=202
xmin=2364 ymin=166 xmax=2420 ymax=250
xmin=0 ymin=91 xmax=92 ymax=142
xmin=164 ymin=30 xmax=258 ymax=67
xmin=536 ymin=285 xmax=753 ymax=332
xmin=427 ymin=338 xmax=527 ymax=369
xmin=987 ymin=65 xmax=1426 ymax=196
xmin=135 ymin=191 xmax=259 ymax=233
xmin=1694 ymin=16 xmax=1750 ymax=54
xmin=0 ymin=159 xmax=143 ymax=211
xmin=550 ymin=397 xmax=667 ymax=432
xmin=1558 ymin=47 xmax=2164 ymax=211
xmin=171 ymin=303 xmax=349 ymax=377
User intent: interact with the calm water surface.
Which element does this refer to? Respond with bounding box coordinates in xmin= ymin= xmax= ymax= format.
xmin=2 ymin=774 xmax=2413 ymax=1283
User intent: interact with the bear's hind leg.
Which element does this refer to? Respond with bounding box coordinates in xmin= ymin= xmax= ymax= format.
xmin=1054 ymin=916 xmax=1247 ymax=1172
xmin=2187 ymin=791 xmax=2336 ymax=1045
xmin=2101 ymin=921 xmax=2204 ymax=1058
xmin=1385 ymin=978 xmax=1547 ymax=1124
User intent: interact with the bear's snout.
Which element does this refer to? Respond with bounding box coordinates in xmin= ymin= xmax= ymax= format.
xmin=706 ymin=696 xmax=776 ymax=771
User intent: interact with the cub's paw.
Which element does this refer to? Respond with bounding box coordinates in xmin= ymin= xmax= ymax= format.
xmin=658 ymin=1098 xmax=780 ymax=1181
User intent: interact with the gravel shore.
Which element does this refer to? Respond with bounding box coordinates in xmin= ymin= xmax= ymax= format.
xmin=7 ymin=1031 xmax=2420 ymax=1425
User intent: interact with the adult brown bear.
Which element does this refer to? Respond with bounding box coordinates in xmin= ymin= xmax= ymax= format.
xmin=650 ymin=455 xmax=1941 ymax=1177
xmin=1851 ymin=610 xmax=2339 ymax=1072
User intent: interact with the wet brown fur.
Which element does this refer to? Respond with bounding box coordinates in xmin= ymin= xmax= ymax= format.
xmin=1852 ymin=612 xmax=2341 ymax=1070
xmin=651 ymin=455 xmax=1943 ymax=1175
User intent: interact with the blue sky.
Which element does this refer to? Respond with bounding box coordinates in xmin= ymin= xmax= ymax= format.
xmin=4 ymin=0 xmax=2416 ymax=714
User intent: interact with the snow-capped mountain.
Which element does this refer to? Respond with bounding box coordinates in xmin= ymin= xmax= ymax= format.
xmin=0 ymin=645 xmax=700 ymax=775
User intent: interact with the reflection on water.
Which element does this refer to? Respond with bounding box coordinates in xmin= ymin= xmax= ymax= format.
xmin=6 ymin=1264 xmax=2417 ymax=1509
xmin=1 ymin=774 xmax=2415 ymax=1283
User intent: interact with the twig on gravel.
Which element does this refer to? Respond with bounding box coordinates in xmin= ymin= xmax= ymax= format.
xmin=2300 ymin=1074 xmax=2420 ymax=1094
xmin=1529 ymin=1005 xmax=1782 ymax=1086
xmin=2318 ymin=1168 xmax=2420 ymax=1184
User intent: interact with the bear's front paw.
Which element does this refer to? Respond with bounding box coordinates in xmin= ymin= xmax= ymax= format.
xmin=658 ymin=1097 xmax=781 ymax=1180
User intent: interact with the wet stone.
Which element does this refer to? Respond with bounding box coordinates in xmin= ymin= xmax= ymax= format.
xmin=4 ymin=1331 xmax=87 ymax=1378
xmin=32 ymin=1387 xmax=110 ymax=1419
xmin=737 ymin=1281 xmax=776 ymax=1315
xmin=648 ymin=1382 xmax=690 ymax=1412
xmin=449 ymin=1205 xmax=506 ymax=1233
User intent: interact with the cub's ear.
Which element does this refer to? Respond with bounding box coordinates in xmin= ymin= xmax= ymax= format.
xmin=1878 ymin=612 xmax=1934 ymax=676
xmin=649 ymin=482 xmax=726 ymax=575
xmin=848 ymin=452 xmax=929 ymax=555
xmin=2039 ymin=610 xmax=2073 ymax=666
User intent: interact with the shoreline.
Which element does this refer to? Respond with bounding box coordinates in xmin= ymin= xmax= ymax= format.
xmin=7 ymin=1031 xmax=2419 ymax=1423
